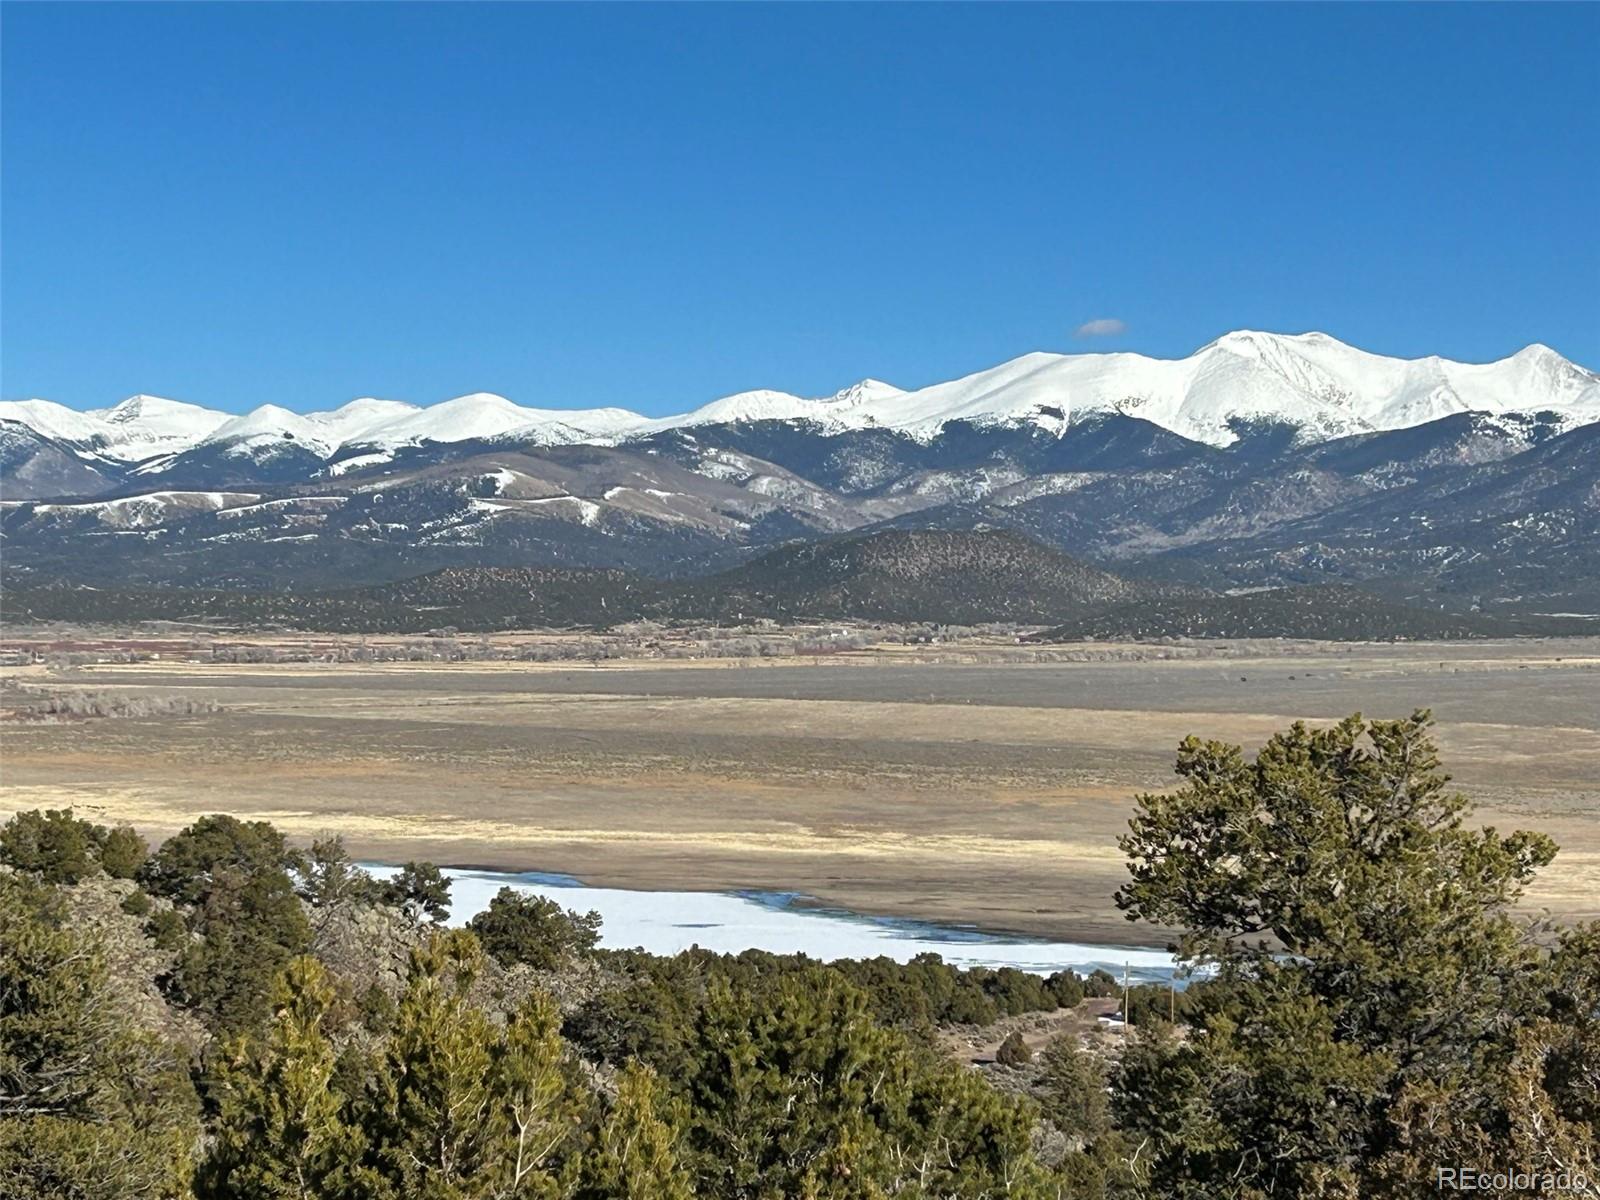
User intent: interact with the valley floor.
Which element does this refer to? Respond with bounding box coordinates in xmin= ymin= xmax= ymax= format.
xmin=3 ymin=637 xmax=1598 ymax=944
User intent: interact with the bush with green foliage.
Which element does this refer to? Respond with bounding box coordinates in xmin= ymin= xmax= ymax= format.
xmin=138 ymin=814 xmax=312 ymax=1034
xmin=1037 ymin=1033 xmax=1111 ymax=1140
xmin=196 ymin=956 xmax=362 ymax=1200
xmin=362 ymin=930 xmax=594 ymax=1195
xmin=569 ymin=945 xmax=1093 ymax=1064
xmin=580 ymin=1062 xmax=693 ymax=1200
xmin=0 ymin=808 xmax=146 ymax=884
xmin=467 ymin=886 xmax=602 ymax=969
xmin=293 ymin=834 xmax=382 ymax=911
xmin=996 ymin=1029 xmax=1033 ymax=1066
xmin=683 ymin=970 xmax=1053 ymax=1196
xmin=138 ymin=814 xmax=298 ymax=907
xmin=380 ymin=860 xmax=452 ymax=924
xmin=0 ymin=873 xmax=198 ymax=1200
xmin=98 ymin=825 xmax=148 ymax=879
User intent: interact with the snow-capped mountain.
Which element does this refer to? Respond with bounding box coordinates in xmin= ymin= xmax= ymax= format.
xmin=368 ymin=394 xmax=645 ymax=450
xmin=3 ymin=334 xmax=1595 ymax=481
xmin=305 ymin=397 xmax=422 ymax=443
xmin=811 ymin=333 xmax=1599 ymax=446
xmin=1 ymin=394 xmax=233 ymax=462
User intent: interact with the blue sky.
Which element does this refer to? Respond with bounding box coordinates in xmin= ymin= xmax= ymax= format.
xmin=3 ymin=2 xmax=1597 ymax=415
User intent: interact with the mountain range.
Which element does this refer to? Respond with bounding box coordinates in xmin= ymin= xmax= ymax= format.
xmin=3 ymin=331 xmax=1597 ymax=627
xmin=4 ymin=332 xmax=1597 ymax=488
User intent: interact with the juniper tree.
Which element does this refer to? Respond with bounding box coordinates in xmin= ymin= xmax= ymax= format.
xmin=685 ymin=970 xmax=1052 ymax=1199
xmin=995 ymin=1030 xmax=1032 ymax=1066
xmin=197 ymin=956 xmax=363 ymax=1200
xmin=382 ymin=861 xmax=452 ymax=925
xmin=360 ymin=929 xmax=589 ymax=1199
xmin=362 ymin=931 xmax=503 ymax=1197
xmin=487 ymin=989 xmax=589 ymax=1198
xmin=1112 ymin=712 xmax=1571 ymax=1197
xmin=0 ymin=808 xmax=144 ymax=884
xmin=294 ymin=835 xmax=379 ymax=912
xmin=136 ymin=814 xmax=312 ymax=1033
xmin=1036 ymin=1033 xmax=1110 ymax=1141
xmin=467 ymin=887 xmax=602 ymax=969
xmin=0 ymin=873 xmax=199 ymax=1200
xmin=580 ymin=1063 xmax=693 ymax=1200
xmin=1118 ymin=712 xmax=1555 ymax=1061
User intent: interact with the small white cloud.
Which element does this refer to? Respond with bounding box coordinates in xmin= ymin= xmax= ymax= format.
xmin=1074 ymin=318 xmax=1127 ymax=339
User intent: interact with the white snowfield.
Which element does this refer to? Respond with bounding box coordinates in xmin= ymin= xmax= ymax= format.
xmin=4 ymin=332 xmax=1596 ymax=469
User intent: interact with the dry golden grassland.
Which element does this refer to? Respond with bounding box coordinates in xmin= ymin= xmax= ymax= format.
xmin=3 ymin=635 xmax=1596 ymax=943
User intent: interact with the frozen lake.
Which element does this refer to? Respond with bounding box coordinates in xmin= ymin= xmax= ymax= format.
xmin=365 ymin=865 xmax=1176 ymax=981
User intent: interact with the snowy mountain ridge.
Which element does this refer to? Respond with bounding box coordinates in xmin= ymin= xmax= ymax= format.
xmin=4 ymin=332 xmax=1596 ymax=475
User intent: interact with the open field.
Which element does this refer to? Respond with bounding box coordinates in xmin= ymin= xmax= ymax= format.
xmin=3 ymin=636 xmax=1598 ymax=945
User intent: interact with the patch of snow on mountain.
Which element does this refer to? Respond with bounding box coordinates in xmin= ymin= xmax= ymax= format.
xmin=362 ymin=393 xmax=545 ymax=446
xmin=213 ymin=496 xmax=345 ymax=518
xmin=322 ymin=451 xmax=396 ymax=477
xmin=2 ymin=395 xmax=231 ymax=461
xmin=527 ymin=495 xmax=603 ymax=526
xmin=480 ymin=468 xmax=518 ymax=493
xmin=827 ymin=379 xmax=905 ymax=408
xmin=651 ymin=389 xmax=826 ymax=431
xmin=30 ymin=490 xmax=261 ymax=528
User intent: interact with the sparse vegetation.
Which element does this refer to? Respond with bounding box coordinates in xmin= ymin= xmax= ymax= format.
xmin=379 ymin=860 xmax=452 ymax=924
xmin=7 ymin=687 xmax=221 ymax=721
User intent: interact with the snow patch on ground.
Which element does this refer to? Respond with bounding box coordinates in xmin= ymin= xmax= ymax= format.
xmin=528 ymin=495 xmax=603 ymax=526
xmin=323 ymin=451 xmax=396 ymax=477
xmin=31 ymin=490 xmax=261 ymax=527
xmin=363 ymin=865 xmax=1176 ymax=980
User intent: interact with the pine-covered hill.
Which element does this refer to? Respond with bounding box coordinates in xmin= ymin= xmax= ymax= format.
xmin=677 ymin=528 xmax=1147 ymax=624
xmin=3 ymin=528 xmax=1579 ymax=638
xmin=1 ymin=530 xmax=1148 ymax=631
xmin=1028 ymin=585 xmax=1549 ymax=642
xmin=0 ymin=567 xmax=659 ymax=633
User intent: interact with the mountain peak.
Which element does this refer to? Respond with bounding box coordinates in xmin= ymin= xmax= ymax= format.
xmin=205 ymin=404 xmax=321 ymax=441
xmin=679 ymin=389 xmax=815 ymax=426
xmin=441 ymin=392 xmax=520 ymax=410
xmin=828 ymin=379 xmax=905 ymax=407
xmin=328 ymin=396 xmax=420 ymax=417
xmin=1201 ymin=329 xmax=1342 ymax=358
xmin=101 ymin=393 xmax=198 ymax=422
